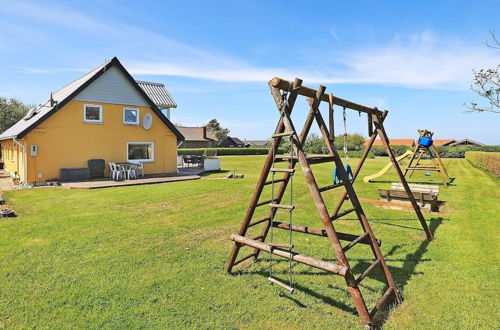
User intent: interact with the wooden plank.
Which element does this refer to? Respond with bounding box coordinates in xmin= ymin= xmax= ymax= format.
xmin=356 ymin=259 xmax=381 ymax=285
xmin=269 ymin=203 xmax=294 ymax=210
xmin=318 ymin=182 xmax=344 ymax=192
xmin=330 ymin=207 xmax=356 ymax=221
xmin=268 ymin=277 xmax=294 ymax=293
xmin=248 ymin=217 xmax=271 ymax=227
xmin=342 ymin=232 xmax=369 ymax=253
xmin=256 ymin=199 xmax=276 ymax=207
xmin=270 ymin=77 xmax=382 ymax=116
xmin=272 ymin=131 xmax=294 ymax=138
xmin=264 ymin=178 xmax=286 ymax=185
xmin=230 ymin=234 xmax=349 ymax=276
xmin=369 ymin=287 xmax=395 ymax=318
xmin=270 ymin=168 xmax=295 ymax=173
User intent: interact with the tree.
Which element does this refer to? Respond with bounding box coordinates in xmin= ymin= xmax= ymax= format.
xmin=206 ymin=119 xmax=230 ymax=140
xmin=334 ymin=133 xmax=366 ymax=151
xmin=0 ymin=97 xmax=32 ymax=134
xmin=465 ymin=31 xmax=500 ymax=114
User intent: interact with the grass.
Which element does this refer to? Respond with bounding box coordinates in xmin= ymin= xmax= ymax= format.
xmin=0 ymin=156 xmax=498 ymax=329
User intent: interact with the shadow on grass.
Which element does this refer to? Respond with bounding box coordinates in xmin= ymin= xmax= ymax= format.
xmin=231 ymin=217 xmax=444 ymax=327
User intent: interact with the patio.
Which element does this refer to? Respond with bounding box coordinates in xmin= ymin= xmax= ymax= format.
xmin=61 ymin=172 xmax=201 ymax=189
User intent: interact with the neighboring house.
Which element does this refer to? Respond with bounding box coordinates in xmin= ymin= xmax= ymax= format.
xmin=218 ymin=136 xmax=248 ymax=147
xmin=367 ymin=139 xmax=415 ymax=147
xmin=246 ymin=140 xmax=270 ymax=147
xmin=432 ymin=139 xmax=456 ymax=146
xmin=446 ymin=138 xmax=485 ymax=146
xmin=176 ymin=126 xmax=218 ymax=148
xmin=0 ymin=57 xmax=184 ymax=184
xmin=366 ymin=137 xmax=486 ymax=148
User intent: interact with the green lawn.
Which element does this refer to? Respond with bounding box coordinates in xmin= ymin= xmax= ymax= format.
xmin=0 ymin=156 xmax=498 ymax=329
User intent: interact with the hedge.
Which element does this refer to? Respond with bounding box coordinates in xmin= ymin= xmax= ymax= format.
xmin=434 ymin=145 xmax=500 ymax=158
xmin=178 ymin=148 xmax=284 ymax=156
xmin=465 ymin=151 xmax=500 ymax=177
xmin=370 ymin=145 xmax=500 ymax=158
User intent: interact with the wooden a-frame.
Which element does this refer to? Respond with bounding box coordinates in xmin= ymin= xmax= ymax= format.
xmin=226 ymin=78 xmax=432 ymax=328
xmin=404 ymin=129 xmax=452 ymax=187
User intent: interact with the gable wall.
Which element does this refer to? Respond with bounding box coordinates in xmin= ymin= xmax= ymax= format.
xmin=73 ymin=66 xmax=149 ymax=106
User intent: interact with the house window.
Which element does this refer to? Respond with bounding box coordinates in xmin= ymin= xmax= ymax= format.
xmin=83 ymin=104 xmax=103 ymax=123
xmin=123 ymin=108 xmax=140 ymax=125
xmin=127 ymin=142 xmax=154 ymax=162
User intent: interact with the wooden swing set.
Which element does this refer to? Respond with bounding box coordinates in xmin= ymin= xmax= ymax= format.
xmin=226 ymin=78 xmax=433 ymax=328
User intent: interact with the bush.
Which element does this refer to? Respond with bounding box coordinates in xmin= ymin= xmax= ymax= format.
xmin=466 ymin=151 xmax=500 ymax=177
xmin=435 ymin=145 xmax=500 ymax=158
xmin=370 ymin=145 xmax=411 ymax=157
xmin=177 ymin=148 xmax=284 ymax=156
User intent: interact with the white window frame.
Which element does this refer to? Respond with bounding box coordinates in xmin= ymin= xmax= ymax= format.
xmin=83 ymin=104 xmax=103 ymax=123
xmin=126 ymin=142 xmax=154 ymax=163
xmin=11 ymin=143 xmax=15 ymax=162
xmin=123 ymin=107 xmax=140 ymax=125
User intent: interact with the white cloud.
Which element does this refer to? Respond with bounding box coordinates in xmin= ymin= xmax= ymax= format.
xmin=1 ymin=2 xmax=498 ymax=90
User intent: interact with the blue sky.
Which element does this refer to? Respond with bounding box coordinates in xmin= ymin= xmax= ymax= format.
xmin=0 ymin=0 xmax=499 ymax=143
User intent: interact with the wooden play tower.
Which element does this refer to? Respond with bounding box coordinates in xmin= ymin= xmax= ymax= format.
xmin=404 ymin=129 xmax=452 ymax=186
xmin=226 ymin=78 xmax=433 ymax=328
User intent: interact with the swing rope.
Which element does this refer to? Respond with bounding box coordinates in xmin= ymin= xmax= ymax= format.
xmin=333 ymin=107 xmax=354 ymax=184
xmin=343 ymin=107 xmax=349 ymax=166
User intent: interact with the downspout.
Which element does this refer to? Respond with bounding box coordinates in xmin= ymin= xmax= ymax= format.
xmin=13 ymin=138 xmax=27 ymax=184
xmin=176 ymin=140 xmax=182 ymax=173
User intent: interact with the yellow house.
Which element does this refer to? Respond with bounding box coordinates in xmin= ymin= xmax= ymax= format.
xmin=0 ymin=57 xmax=184 ymax=184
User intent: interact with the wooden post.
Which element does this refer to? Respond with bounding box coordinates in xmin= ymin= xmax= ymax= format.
xmin=372 ymin=113 xmax=434 ymax=241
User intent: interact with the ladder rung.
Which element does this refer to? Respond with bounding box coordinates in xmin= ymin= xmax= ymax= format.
xmin=271 ymin=168 xmax=295 ymax=173
xmin=356 ymin=259 xmax=381 ymax=285
xmin=270 ymin=203 xmax=295 ymax=210
xmin=268 ymin=243 xmax=294 ymax=249
xmin=272 ymin=131 xmax=295 ymax=138
xmin=318 ymin=182 xmax=344 ymax=192
xmin=256 ymin=199 xmax=277 ymax=207
xmin=248 ymin=217 xmax=271 ymax=227
xmin=342 ymin=232 xmax=370 ymax=253
xmin=268 ymin=277 xmax=294 ymax=293
xmin=233 ymin=253 xmax=257 ymax=266
xmin=330 ymin=207 xmax=356 ymax=221
xmin=264 ymin=178 xmax=286 ymax=185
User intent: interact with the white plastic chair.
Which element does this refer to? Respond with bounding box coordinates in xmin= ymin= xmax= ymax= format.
xmin=127 ymin=166 xmax=137 ymax=179
xmin=130 ymin=161 xmax=144 ymax=178
xmin=109 ymin=162 xmax=125 ymax=181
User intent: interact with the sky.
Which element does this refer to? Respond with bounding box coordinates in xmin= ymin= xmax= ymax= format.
xmin=0 ymin=0 xmax=499 ymax=144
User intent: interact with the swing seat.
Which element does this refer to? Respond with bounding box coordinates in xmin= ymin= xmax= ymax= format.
xmin=333 ymin=164 xmax=354 ymax=184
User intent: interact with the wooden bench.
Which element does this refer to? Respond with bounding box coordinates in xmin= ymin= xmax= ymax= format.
xmin=378 ymin=183 xmax=440 ymax=212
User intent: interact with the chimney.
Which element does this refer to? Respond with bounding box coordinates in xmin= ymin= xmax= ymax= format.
xmin=202 ymin=126 xmax=207 ymax=139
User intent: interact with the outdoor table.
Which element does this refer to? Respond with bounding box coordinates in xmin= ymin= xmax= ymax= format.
xmin=115 ymin=162 xmax=139 ymax=179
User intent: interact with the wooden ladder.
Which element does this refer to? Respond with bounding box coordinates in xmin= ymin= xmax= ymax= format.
xmin=226 ymin=78 xmax=403 ymax=328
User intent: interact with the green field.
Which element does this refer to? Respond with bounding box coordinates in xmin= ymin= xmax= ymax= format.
xmin=0 ymin=156 xmax=498 ymax=329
